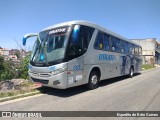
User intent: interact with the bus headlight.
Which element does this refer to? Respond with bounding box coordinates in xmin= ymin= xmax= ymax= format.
xmin=50 ymin=67 xmax=67 ymax=75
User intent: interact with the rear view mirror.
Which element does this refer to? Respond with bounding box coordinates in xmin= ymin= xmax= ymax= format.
xmin=22 ymin=33 xmax=38 ymax=46
xmin=23 ymin=36 xmax=27 ymax=46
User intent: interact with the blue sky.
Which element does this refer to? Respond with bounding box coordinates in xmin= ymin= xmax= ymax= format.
xmin=0 ymin=0 xmax=160 ymax=50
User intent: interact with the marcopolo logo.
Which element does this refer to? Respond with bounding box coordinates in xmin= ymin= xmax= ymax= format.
xmin=99 ymin=54 xmax=115 ymax=61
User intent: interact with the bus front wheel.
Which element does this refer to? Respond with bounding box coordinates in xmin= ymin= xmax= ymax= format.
xmin=87 ymin=71 xmax=99 ymax=89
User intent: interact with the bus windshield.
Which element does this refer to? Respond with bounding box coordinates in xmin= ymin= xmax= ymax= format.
xmin=30 ymin=27 xmax=70 ymax=66
xmin=30 ymin=25 xmax=95 ymax=66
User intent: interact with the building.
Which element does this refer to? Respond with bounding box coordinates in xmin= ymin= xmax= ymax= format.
xmin=131 ymin=38 xmax=160 ymax=65
xmin=9 ymin=49 xmax=19 ymax=55
xmin=9 ymin=49 xmax=29 ymax=59
xmin=0 ymin=48 xmax=9 ymax=56
xmin=0 ymin=48 xmax=10 ymax=60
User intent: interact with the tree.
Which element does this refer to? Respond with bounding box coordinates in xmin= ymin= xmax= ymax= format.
xmin=0 ymin=59 xmax=16 ymax=81
xmin=0 ymin=56 xmax=4 ymax=70
xmin=15 ymin=50 xmax=21 ymax=59
xmin=0 ymin=53 xmax=31 ymax=81
xmin=19 ymin=54 xmax=31 ymax=79
xmin=0 ymin=56 xmax=4 ymax=71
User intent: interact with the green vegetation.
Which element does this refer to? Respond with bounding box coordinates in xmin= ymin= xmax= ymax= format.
xmin=18 ymin=54 xmax=31 ymax=79
xmin=15 ymin=50 xmax=21 ymax=59
xmin=142 ymin=64 xmax=155 ymax=70
xmin=0 ymin=54 xmax=42 ymax=102
xmin=0 ymin=59 xmax=17 ymax=80
xmin=0 ymin=89 xmax=39 ymax=98
xmin=0 ymin=56 xmax=16 ymax=80
xmin=0 ymin=54 xmax=31 ymax=81
xmin=0 ymin=89 xmax=40 ymax=102
xmin=0 ymin=56 xmax=4 ymax=76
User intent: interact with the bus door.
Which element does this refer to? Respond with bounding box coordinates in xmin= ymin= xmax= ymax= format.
xmin=66 ymin=25 xmax=94 ymax=87
xmin=66 ymin=25 xmax=85 ymax=87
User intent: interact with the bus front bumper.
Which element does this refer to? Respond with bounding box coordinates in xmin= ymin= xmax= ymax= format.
xmin=29 ymin=71 xmax=68 ymax=89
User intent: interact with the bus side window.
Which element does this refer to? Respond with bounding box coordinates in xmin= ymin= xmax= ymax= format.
xmin=139 ymin=47 xmax=142 ymax=55
xmin=125 ymin=42 xmax=129 ymax=54
xmin=120 ymin=40 xmax=125 ymax=53
xmin=103 ymin=34 xmax=110 ymax=51
xmin=129 ymin=43 xmax=134 ymax=54
xmin=111 ymin=36 xmax=120 ymax=52
xmin=94 ymin=32 xmax=103 ymax=49
xmin=120 ymin=40 xmax=129 ymax=54
xmin=82 ymin=26 xmax=95 ymax=53
xmin=134 ymin=46 xmax=139 ymax=55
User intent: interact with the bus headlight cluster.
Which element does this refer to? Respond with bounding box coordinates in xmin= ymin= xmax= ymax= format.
xmin=50 ymin=67 xmax=67 ymax=75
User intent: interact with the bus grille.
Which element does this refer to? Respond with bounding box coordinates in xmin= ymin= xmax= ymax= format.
xmin=31 ymin=77 xmax=49 ymax=84
xmin=29 ymin=71 xmax=51 ymax=77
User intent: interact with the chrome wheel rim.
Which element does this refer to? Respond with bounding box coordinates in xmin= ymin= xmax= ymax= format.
xmin=91 ymin=75 xmax=98 ymax=85
xmin=131 ymin=69 xmax=133 ymax=76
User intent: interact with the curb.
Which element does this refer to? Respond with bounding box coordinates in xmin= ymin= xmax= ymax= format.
xmin=0 ymin=91 xmax=41 ymax=103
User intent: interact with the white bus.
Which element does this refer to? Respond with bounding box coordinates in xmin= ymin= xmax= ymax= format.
xmin=23 ymin=20 xmax=142 ymax=89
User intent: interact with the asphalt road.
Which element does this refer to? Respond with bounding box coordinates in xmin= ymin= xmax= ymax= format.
xmin=0 ymin=67 xmax=160 ymax=120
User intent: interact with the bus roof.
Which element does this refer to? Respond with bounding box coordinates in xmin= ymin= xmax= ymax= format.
xmin=42 ymin=20 xmax=141 ymax=47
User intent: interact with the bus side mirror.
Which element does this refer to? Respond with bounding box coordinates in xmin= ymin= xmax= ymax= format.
xmin=23 ymin=36 xmax=27 ymax=46
xmin=22 ymin=33 xmax=38 ymax=46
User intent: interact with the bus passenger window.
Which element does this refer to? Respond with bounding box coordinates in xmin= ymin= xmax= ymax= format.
xmin=134 ymin=46 xmax=139 ymax=55
xmin=111 ymin=37 xmax=120 ymax=52
xmin=120 ymin=40 xmax=129 ymax=54
xmin=104 ymin=34 xmax=110 ymax=50
xmin=95 ymin=32 xmax=103 ymax=49
xmin=139 ymin=47 xmax=142 ymax=55
xmin=129 ymin=43 xmax=134 ymax=54
xmin=124 ymin=42 xmax=129 ymax=54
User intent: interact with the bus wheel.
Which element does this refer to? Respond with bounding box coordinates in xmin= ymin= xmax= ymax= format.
xmin=87 ymin=71 xmax=99 ymax=89
xmin=129 ymin=67 xmax=134 ymax=78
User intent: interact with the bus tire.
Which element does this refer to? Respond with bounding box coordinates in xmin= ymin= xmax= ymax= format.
xmin=129 ymin=67 xmax=134 ymax=78
xmin=87 ymin=71 xmax=99 ymax=89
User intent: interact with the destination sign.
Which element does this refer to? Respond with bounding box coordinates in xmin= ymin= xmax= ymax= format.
xmin=48 ymin=28 xmax=67 ymax=35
